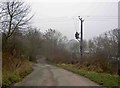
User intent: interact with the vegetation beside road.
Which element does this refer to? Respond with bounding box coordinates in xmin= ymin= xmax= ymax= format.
xmin=1 ymin=1 xmax=34 ymax=87
xmin=57 ymin=64 xmax=119 ymax=87
xmin=2 ymin=53 xmax=33 ymax=87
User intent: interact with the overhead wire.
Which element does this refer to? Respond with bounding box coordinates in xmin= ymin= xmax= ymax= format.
xmin=35 ymin=15 xmax=118 ymax=23
xmin=33 ymin=15 xmax=118 ymax=32
xmin=72 ymin=17 xmax=79 ymax=32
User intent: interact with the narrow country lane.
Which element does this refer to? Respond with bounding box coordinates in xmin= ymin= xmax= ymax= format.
xmin=15 ymin=63 xmax=99 ymax=86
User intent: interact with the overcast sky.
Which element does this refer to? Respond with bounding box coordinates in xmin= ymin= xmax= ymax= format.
xmin=24 ymin=0 xmax=118 ymax=40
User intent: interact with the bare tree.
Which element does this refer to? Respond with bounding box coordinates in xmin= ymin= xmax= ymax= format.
xmin=87 ymin=29 xmax=119 ymax=73
xmin=43 ymin=28 xmax=70 ymax=63
xmin=0 ymin=0 xmax=32 ymax=40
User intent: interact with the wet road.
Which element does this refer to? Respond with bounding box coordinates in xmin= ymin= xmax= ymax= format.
xmin=15 ymin=63 xmax=99 ymax=86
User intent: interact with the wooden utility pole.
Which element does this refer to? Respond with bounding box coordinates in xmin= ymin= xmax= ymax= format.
xmin=78 ymin=16 xmax=84 ymax=59
xmin=118 ymin=29 xmax=120 ymax=76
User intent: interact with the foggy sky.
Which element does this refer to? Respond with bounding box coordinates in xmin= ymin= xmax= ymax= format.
xmin=25 ymin=0 xmax=118 ymax=40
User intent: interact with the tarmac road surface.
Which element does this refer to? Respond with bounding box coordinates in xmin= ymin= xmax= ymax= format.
xmin=15 ymin=62 xmax=99 ymax=86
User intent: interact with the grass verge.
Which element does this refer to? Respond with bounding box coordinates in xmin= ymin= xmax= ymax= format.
xmin=2 ymin=60 xmax=33 ymax=87
xmin=57 ymin=63 xmax=119 ymax=87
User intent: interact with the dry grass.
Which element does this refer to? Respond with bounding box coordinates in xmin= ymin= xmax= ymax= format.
xmin=2 ymin=53 xmax=33 ymax=87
